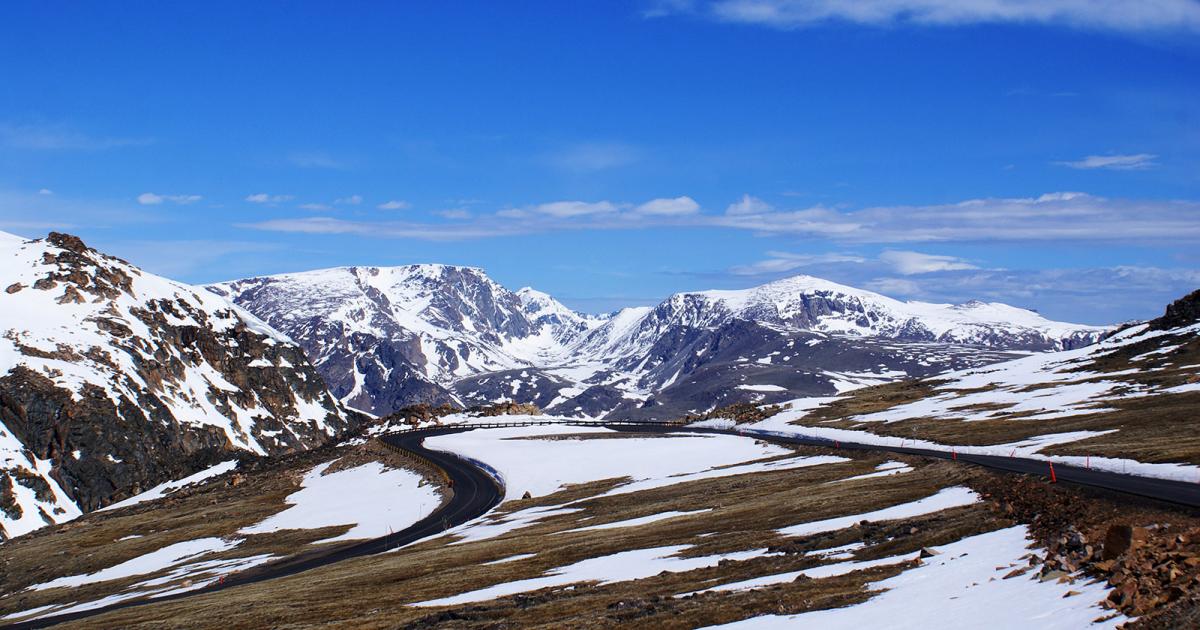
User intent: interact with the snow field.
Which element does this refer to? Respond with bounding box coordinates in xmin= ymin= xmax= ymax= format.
xmin=702 ymin=526 xmax=1125 ymax=630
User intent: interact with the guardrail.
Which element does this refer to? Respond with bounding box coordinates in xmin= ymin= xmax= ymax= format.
xmin=370 ymin=437 xmax=452 ymax=486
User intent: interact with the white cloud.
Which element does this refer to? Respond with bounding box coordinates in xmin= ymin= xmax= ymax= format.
xmin=378 ymin=200 xmax=411 ymax=210
xmin=531 ymin=200 xmax=621 ymax=217
xmin=37 ymin=188 xmax=53 ymax=195
xmin=437 ymin=209 xmax=472 ymax=219
xmin=1057 ymin=153 xmax=1158 ymax=170
xmin=137 ymin=192 xmax=202 ymax=206
xmin=635 ymin=196 xmax=700 ymax=216
xmin=246 ymin=193 xmax=293 ymax=204
xmin=730 ymin=251 xmax=868 ymax=275
xmin=335 ymin=194 xmax=363 ymax=206
xmin=242 ymin=191 xmax=1200 ymax=246
xmin=549 ymin=142 xmax=641 ymax=172
xmin=299 ymin=203 xmax=333 ymax=211
xmin=864 ymin=277 xmax=923 ymax=296
xmin=710 ymin=192 xmax=1200 ymax=243
xmin=676 ymin=0 xmax=1200 ymax=32
xmin=879 ymin=250 xmax=978 ymax=275
xmin=725 ymin=194 xmax=773 ymax=215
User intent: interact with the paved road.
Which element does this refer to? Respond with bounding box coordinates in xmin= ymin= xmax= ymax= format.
xmin=11 ymin=420 xmax=1200 ymax=628
xmin=5 ymin=427 xmax=502 ymax=630
xmin=619 ymin=424 xmax=1200 ymax=509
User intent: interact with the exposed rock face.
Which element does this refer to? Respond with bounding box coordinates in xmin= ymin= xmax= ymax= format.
xmin=208 ymin=265 xmax=606 ymax=416
xmin=0 ymin=231 xmax=358 ymax=538
xmin=213 ymin=267 xmax=1107 ymax=420
xmin=1153 ymin=289 xmax=1200 ymax=331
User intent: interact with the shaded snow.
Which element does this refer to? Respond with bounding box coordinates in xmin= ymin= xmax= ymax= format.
xmin=101 ymin=461 xmax=238 ymax=512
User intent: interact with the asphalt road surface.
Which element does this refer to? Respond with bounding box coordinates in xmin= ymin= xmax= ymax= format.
xmin=5 ymin=427 xmax=502 ymax=630
xmin=10 ymin=420 xmax=1200 ymax=628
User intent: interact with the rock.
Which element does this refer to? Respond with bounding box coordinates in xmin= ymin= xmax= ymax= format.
xmin=1040 ymin=569 xmax=1070 ymax=583
xmin=1003 ymin=567 xmax=1031 ymax=579
xmin=919 ymin=547 xmax=941 ymax=558
xmin=521 ymin=490 xmax=532 ymax=500
xmin=1108 ymin=581 xmax=1137 ymax=608
xmin=1103 ymin=525 xmax=1149 ymax=561
xmin=1063 ymin=590 xmax=1081 ymax=598
xmin=5 ymin=283 xmax=22 ymax=294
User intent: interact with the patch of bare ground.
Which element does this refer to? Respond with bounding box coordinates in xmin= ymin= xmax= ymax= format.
xmin=0 ymin=441 xmax=439 ymax=621
xmin=49 ymin=449 xmax=1027 ymax=629
xmin=800 ymin=379 xmax=945 ymax=423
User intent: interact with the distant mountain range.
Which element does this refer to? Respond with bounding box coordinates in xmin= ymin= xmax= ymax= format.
xmin=210 ymin=265 xmax=1108 ymax=419
xmin=0 ymin=230 xmax=1115 ymax=538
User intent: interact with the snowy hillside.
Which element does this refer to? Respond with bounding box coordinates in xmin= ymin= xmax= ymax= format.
xmin=214 ymin=267 xmax=1106 ymax=419
xmin=754 ymin=288 xmax=1200 ymax=481
xmin=0 ymin=232 xmax=354 ymax=538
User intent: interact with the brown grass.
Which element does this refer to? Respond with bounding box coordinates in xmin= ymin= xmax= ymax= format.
xmin=31 ymin=445 xmax=1015 ymax=629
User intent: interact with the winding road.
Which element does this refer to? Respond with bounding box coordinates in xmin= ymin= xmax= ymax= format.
xmin=6 ymin=427 xmax=502 ymax=630
xmin=9 ymin=419 xmax=1200 ymax=628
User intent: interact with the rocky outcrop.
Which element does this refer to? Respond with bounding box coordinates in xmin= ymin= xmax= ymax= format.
xmin=0 ymin=231 xmax=359 ymax=538
xmin=1152 ymin=289 xmax=1200 ymax=331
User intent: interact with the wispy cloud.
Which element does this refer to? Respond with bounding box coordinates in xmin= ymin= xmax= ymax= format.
xmin=522 ymin=200 xmax=621 ymax=218
xmin=1056 ymin=153 xmax=1158 ymax=170
xmin=879 ymin=250 xmax=978 ymax=274
xmin=137 ymin=192 xmax=202 ymax=205
xmin=378 ymin=200 xmax=411 ymax=210
xmin=730 ymin=251 xmax=867 ymax=275
xmin=0 ymin=189 xmax=160 ymax=234
xmin=335 ymin=194 xmax=363 ymax=206
xmin=241 ymin=192 xmax=1200 ymax=245
xmin=649 ymin=0 xmax=1200 ymax=33
xmin=547 ymin=142 xmax=641 ymax=172
xmin=245 ymin=193 xmax=294 ymax=204
xmin=0 ymin=122 xmax=152 ymax=151
xmin=102 ymin=239 xmax=283 ymax=279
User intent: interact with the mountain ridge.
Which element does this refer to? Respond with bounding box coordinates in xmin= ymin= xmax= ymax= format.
xmin=212 ymin=264 xmax=1108 ymax=419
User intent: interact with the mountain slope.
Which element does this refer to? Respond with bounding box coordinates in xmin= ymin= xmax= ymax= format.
xmin=0 ymin=232 xmax=355 ymax=538
xmin=214 ymin=268 xmax=1107 ymax=419
xmin=771 ymin=288 xmax=1200 ymax=472
xmin=208 ymin=266 xmax=608 ymax=415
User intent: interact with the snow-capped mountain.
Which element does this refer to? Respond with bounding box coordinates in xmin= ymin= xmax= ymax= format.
xmin=208 ymin=265 xmax=607 ymax=415
xmin=0 ymin=232 xmax=356 ymax=538
xmin=214 ymin=266 xmax=1107 ymax=420
xmin=577 ymin=275 xmax=1105 ymax=364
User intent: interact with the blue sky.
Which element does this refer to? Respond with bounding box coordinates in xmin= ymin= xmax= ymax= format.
xmin=1 ymin=1 xmax=1198 ymax=324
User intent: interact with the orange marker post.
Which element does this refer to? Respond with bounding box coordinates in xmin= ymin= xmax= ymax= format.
xmin=1048 ymin=462 xmax=1057 ymax=483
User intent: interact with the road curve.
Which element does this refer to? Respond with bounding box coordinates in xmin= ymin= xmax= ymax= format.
xmin=11 ymin=419 xmax=1200 ymax=627
xmin=6 ymin=427 xmax=503 ymax=630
